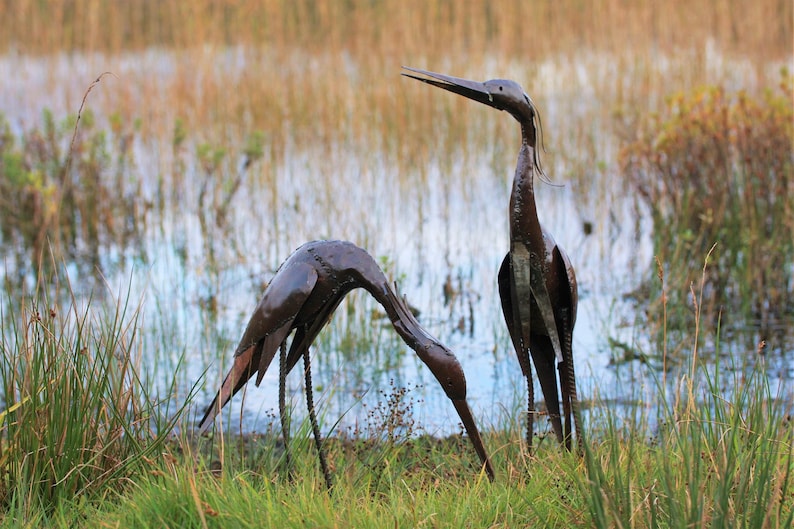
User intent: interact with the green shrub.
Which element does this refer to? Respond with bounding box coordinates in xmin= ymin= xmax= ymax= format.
xmin=620 ymin=71 xmax=794 ymax=331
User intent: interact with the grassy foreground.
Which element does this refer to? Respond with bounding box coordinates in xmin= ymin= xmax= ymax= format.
xmin=0 ymin=277 xmax=791 ymax=528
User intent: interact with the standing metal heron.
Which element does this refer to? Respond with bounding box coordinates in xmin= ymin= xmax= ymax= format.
xmin=198 ymin=240 xmax=495 ymax=487
xmin=403 ymin=67 xmax=582 ymax=452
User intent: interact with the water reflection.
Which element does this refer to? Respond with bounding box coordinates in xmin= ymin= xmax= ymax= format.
xmin=0 ymin=47 xmax=790 ymax=436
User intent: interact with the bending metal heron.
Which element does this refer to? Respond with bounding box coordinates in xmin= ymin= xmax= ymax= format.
xmin=198 ymin=240 xmax=495 ymax=486
xmin=403 ymin=67 xmax=582 ymax=452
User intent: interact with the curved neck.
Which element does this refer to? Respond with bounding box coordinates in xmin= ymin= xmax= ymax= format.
xmin=366 ymin=281 xmax=433 ymax=352
xmin=347 ymin=252 xmax=435 ymax=353
xmin=521 ymin=120 xmax=537 ymax=148
xmin=365 ymin=275 xmax=467 ymax=403
xmin=510 ymin=128 xmax=544 ymax=245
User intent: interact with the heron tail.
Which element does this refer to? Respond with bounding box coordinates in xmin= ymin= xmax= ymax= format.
xmin=198 ymin=345 xmax=258 ymax=431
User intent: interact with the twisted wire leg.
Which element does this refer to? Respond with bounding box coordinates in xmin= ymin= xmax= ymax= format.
xmin=303 ymin=349 xmax=333 ymax=491
xmin=526 ymin=356 xmax=535 ymax=454
xmin=560 ymin=359 xmax=574 ymax=452
xmin=279 ymin=341 xmax=294 ymax=480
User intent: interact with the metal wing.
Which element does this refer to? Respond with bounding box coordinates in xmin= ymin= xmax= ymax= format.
xmin=198 ymin=262 xmax=318 ymax=431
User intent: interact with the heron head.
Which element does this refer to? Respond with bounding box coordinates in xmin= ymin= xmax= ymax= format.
xmin=402 ymin=66 xmax=548 ymax=181
xmin=402 ymin=66 xmax=536 ymax=123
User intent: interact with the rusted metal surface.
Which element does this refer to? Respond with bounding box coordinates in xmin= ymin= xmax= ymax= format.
xmin=199 ymin=240 xmax=494 ymax=484
xmin=404 ymin=67 xmax=582 ymax=452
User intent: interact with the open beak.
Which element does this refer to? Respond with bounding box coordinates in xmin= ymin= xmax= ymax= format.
xmin=401 ymin=66 xmax=498 ymax=110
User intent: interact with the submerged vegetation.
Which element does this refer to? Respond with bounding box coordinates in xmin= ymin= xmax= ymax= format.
xmin=0 ymin=108 xmax=145 ymax=291
xmin=0 ymin=0 xmax=792 ymax=526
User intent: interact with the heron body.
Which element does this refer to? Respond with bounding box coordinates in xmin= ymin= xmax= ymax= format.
xmin=199 ymin=240 xmax=495 ymax=482
xmin=403 ymin=67 xmax=581 ymax=451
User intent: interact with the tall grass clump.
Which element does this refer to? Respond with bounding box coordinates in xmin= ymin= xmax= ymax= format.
xmin=583 ymin=363 xmax=793 ymax=528
xmin=620 ymin=72 xmax=794 ymax=333
xmin=581 ymin=258 xmax=794 ymax=528
xmin=0 ymin=279 xmax=192 ymax=519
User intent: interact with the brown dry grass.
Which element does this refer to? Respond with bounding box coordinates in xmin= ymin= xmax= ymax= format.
xmin=3 ymin=1 xmax=788 ymax=164
xmin=2 ymin=0 xmax=790 ymax=60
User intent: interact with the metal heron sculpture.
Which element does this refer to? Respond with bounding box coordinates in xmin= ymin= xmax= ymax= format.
xmin=199 ymin=240 xmax=495 ymax=486
xmin=403 ymin=67 xmax=582 ymax=452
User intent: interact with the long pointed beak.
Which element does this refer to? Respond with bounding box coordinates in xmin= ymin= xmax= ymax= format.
xmin=402 ymin=66 xmax=498 ymax=110
xmin=452 ymin=399 xmax=496 ymax=481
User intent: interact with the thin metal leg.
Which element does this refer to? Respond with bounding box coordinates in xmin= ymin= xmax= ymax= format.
xmin=303 ymin=349 xmax=333 ymax=491
xmin=279 ymin=341 xmax=293 ymax=479
xmin=526 ymin=361 xmax=535 ymax=454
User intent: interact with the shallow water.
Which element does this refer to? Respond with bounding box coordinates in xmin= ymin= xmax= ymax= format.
xmin=1 ymin=46 xmax=791 ymax=436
